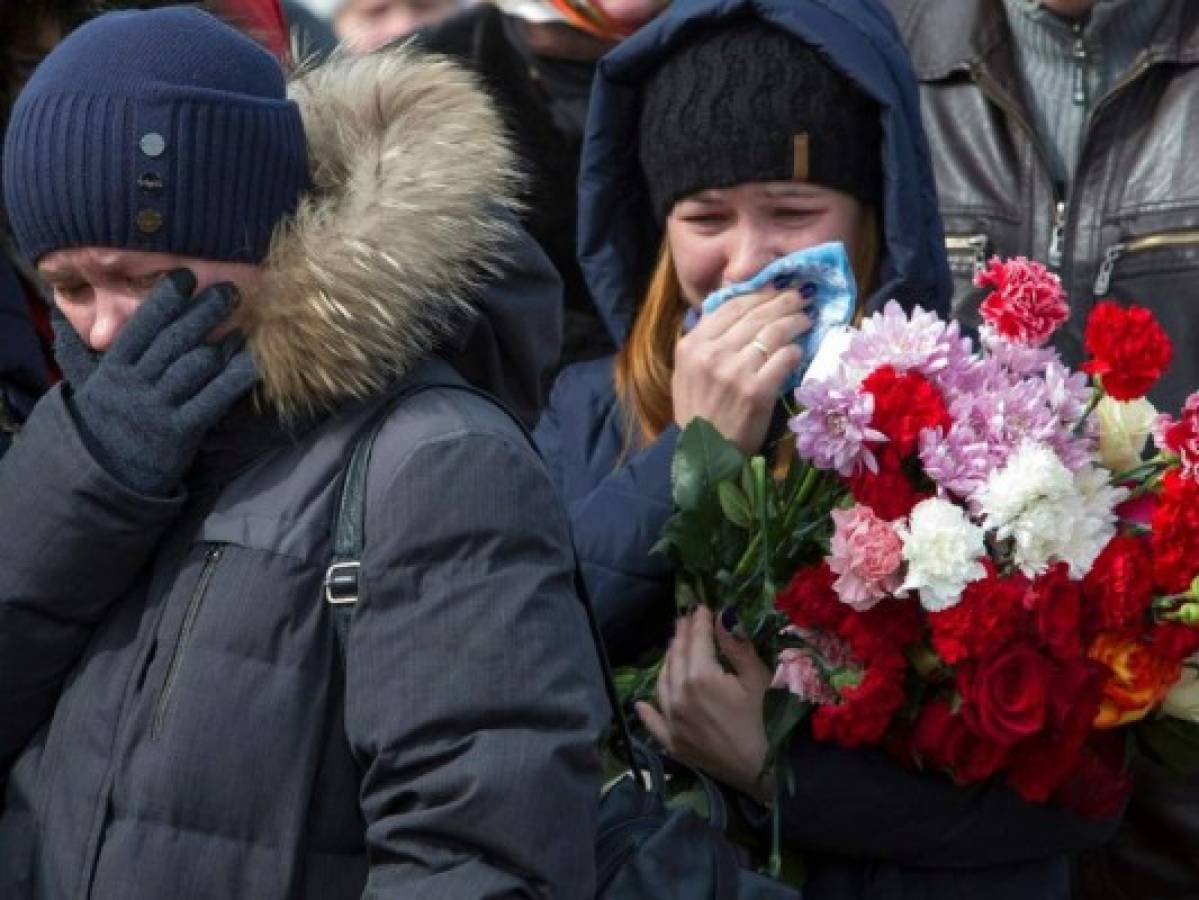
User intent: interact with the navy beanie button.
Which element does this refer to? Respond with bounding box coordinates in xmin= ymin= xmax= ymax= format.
xmin=2 ymin=7 xmax=309 ymax=265
xmin=139 ymin=133 xmax=166 ymax=157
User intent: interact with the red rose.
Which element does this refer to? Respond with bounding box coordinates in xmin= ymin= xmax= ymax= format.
xmin=912 ymin=698 xmax=1009 ymax=784
xmin=774 ymin=563 xmax=845 ymax=631
xmin=1081 ymin=301 xmax=1173 ymax=401
xmin=1081 ymin=534 xmax=1154 ymax=638
xmin=929 ymin=562 xmax=1029 ymax=664
xmin=845 ymin=447 xmax=928 ymax=520
xmin=1005 ymin=658 xmax=1108 ymax=802
xmin=975 ymin=256 xmax=1069 ymax=347
xmin=1151 ymin=471 xmax=1199 ymax=593
xmin=1029 ymin=563 xmax=1083 ymax=660
xmin=861 ymin=366 xmax=952 ymax=458
xmin=958 ymin=642 xmax=1051 ymax=747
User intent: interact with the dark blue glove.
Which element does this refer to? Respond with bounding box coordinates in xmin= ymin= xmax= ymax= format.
xmin=51 ymin=306 xmax=100 ymax=389
xmin=68 ymin=269 xmax=259 ymax=496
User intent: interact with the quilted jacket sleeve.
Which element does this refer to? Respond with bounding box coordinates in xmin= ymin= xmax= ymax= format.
xmin=347 ymin=400 xmax=605 ymax=899
xmin=0 ymin=387 xmax=184 ymax=769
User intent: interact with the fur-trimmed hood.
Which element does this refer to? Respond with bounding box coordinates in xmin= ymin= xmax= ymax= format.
xmin=246 ymin=46 xmax=562 ymax=425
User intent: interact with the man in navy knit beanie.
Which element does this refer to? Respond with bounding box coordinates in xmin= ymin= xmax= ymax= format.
xmin=0 ymin=7 xmax=604 ymax=899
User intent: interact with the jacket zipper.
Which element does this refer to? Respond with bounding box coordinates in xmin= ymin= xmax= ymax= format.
xmin=151 ymin=545 xmax=223 ymax=740
xmin=971 ymin=67 xmax=1065 ymax=269
xmin=944 ymin=234 xmax=989 ymax=275
xmin=1093 ymin=230 xmax=1199 ymax=296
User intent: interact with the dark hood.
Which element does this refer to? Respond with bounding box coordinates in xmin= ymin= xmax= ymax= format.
xmin=577 ymin=0 xmax=953 ymax=345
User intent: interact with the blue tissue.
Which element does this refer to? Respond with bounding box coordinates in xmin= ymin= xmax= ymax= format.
xmin=700 ymin=241 xmax=857 ymax=393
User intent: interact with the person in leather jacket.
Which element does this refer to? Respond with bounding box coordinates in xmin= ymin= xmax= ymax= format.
xmin=884 ymin=2 xmax=1199 ymax=898
xmin=886 ymin=0 xmax=1199 ymax=414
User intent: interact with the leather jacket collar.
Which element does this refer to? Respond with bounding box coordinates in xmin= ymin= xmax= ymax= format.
xmin=898 ymin=0 xmax=1199 ymax=84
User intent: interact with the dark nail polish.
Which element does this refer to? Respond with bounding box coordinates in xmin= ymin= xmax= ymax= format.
xmin=720 ymin=605 xmax=740 ymax=633
xmin=800 ymin=281 xmax=818 ymax=299
xmin=772 ymin=275 xmax=793 ymax=291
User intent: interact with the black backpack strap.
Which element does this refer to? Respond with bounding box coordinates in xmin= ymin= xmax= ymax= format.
xmin=324 ymin=363 xmax=643 ymax=786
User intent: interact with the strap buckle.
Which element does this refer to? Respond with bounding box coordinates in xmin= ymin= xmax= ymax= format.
xmin=324 ymin=561 xmax=361 ymax=605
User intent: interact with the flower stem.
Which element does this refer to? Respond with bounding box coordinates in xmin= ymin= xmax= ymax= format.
xmin=1073 ymin=385 xmax=1103 ymax=436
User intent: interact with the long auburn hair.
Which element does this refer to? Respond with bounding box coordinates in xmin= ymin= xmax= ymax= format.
xmin=614 ymin=210 xmax=882 ymax=451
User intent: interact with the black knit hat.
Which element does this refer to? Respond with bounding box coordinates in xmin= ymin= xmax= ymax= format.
xmin=639 ymin=19 xmax=883 ymax=221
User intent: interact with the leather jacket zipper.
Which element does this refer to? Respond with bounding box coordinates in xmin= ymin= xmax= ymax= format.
xmin=151 ymin=545 xmax=223 ymax=740
xmin=1093 ymin=231 xmax=1199 ymax=296
xmin=945 ymin=234 xmax=989 ymax=276
xmin=971 ymin=67 xmax=1066 ymax=269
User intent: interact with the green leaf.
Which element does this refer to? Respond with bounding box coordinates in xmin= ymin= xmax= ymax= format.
xmin=762 ymin=689 xmax=812 ymax=766
xmin=718 ymin=481 xmax=754 ymax=529
xmin=672 ymin=418 xmax=745 ymax=511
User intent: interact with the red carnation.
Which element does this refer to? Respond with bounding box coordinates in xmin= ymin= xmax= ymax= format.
xmin=812 ymin=653 xmax=907 ymax=748
xmin=958 ymin=642 xmax=1052 ymax=748
xmin=1151 ymin=470 xmax=1199 ymax=593
xmin=975 ymin=256 xmax=1069 ymax=347
xmin=1081 ymin=534 xmax=1154 ymax=638
xmin=912 ymin=698 xmax=1009 ymax=785
xmin=928 ymin=562 xmax=1029 ymax=665
xmin=1029 ymin=563 xmax=1083 ymax=661
xmin=861 ymin=366 xmax=952 ymax=458
xmin=774 ymin=563 xmax=846 ymax=632
xmin=845 ymin=447 xmax=928 ymax=521
xmin=1082 ymin=301 xmax=1173 ymax=401
xmin=1155 ymin=391 xmax=1199 ymax=482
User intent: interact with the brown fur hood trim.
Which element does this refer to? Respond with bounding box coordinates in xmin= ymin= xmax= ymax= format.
xmin=246 ymin=46 xmax=520 ymax=421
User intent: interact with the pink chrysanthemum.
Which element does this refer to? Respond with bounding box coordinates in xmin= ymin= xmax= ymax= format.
xmin=791 ymin=380 xmax=886 ymax=476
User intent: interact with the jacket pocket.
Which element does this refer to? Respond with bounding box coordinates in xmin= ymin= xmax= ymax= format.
xmin=151 ymin=544 xmax=224 ymax=740
xmin=945 ymin=233 xmax=989 ymax=278
xmin=1092 ymin=230 xmax=1199 ymax=296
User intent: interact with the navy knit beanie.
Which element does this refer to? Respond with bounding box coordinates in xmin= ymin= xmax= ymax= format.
xmin=639 ymin=19 xmax=882 ymax=222
xmin=2 ymin=7 xmax=308 ymax=265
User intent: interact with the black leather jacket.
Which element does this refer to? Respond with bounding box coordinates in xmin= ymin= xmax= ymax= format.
xmin=887 ymin=0 xmax=1199 ymax=413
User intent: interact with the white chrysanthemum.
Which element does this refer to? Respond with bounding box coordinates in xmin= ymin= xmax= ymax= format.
xmin=1057 ymin=464 xmax=1127 ymax=576
xmin=975 ymin=441 xmax=1074 ymax=529
xmin=896 ymin=498 xmax=987 ymax=611
xmin=978 ymin=443 xmax=1125 ymax=577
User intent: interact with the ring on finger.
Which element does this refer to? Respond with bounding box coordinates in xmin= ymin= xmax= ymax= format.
xmin=751 ymin=337 xmax=770 ymax=359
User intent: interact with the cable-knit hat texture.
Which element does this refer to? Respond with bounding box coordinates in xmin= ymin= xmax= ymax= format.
xmin=639 ymin=19 xmax=882 ymax=221
xmin=3 ymin=7 xmax=308 ymax=264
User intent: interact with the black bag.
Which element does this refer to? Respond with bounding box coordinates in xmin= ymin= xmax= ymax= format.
xmin=323 ymin=365 xmax=800 ymax=900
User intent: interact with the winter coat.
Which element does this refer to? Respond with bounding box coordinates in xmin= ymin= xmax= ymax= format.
xmin=0 ymin=252 xmax=48 ymax=458
xmin=885 ymin=0 xmax=1199 ymax=412
xmin=534 ymin=1 xmax=1117 ymax=898
xmin=0 ymin=48 xmax=604 ymax=899
xmin=416 ymin=4 xmax=617 ymax=372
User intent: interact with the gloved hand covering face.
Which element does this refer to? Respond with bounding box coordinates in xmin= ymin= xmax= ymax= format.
xmin=701 ymin=241 xmax=857 ymax=393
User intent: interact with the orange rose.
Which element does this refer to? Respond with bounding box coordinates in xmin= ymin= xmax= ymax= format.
xmin=1088 ymin=632 xmax=1182 ymax=728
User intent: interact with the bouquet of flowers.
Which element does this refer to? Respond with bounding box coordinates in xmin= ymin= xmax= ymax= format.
xmin=634 ymin=256 xmax=1199 ymax=830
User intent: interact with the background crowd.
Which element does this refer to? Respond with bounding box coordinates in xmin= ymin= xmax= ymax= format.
xmin=0 ymin=0 xmax=1196 ymax=898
